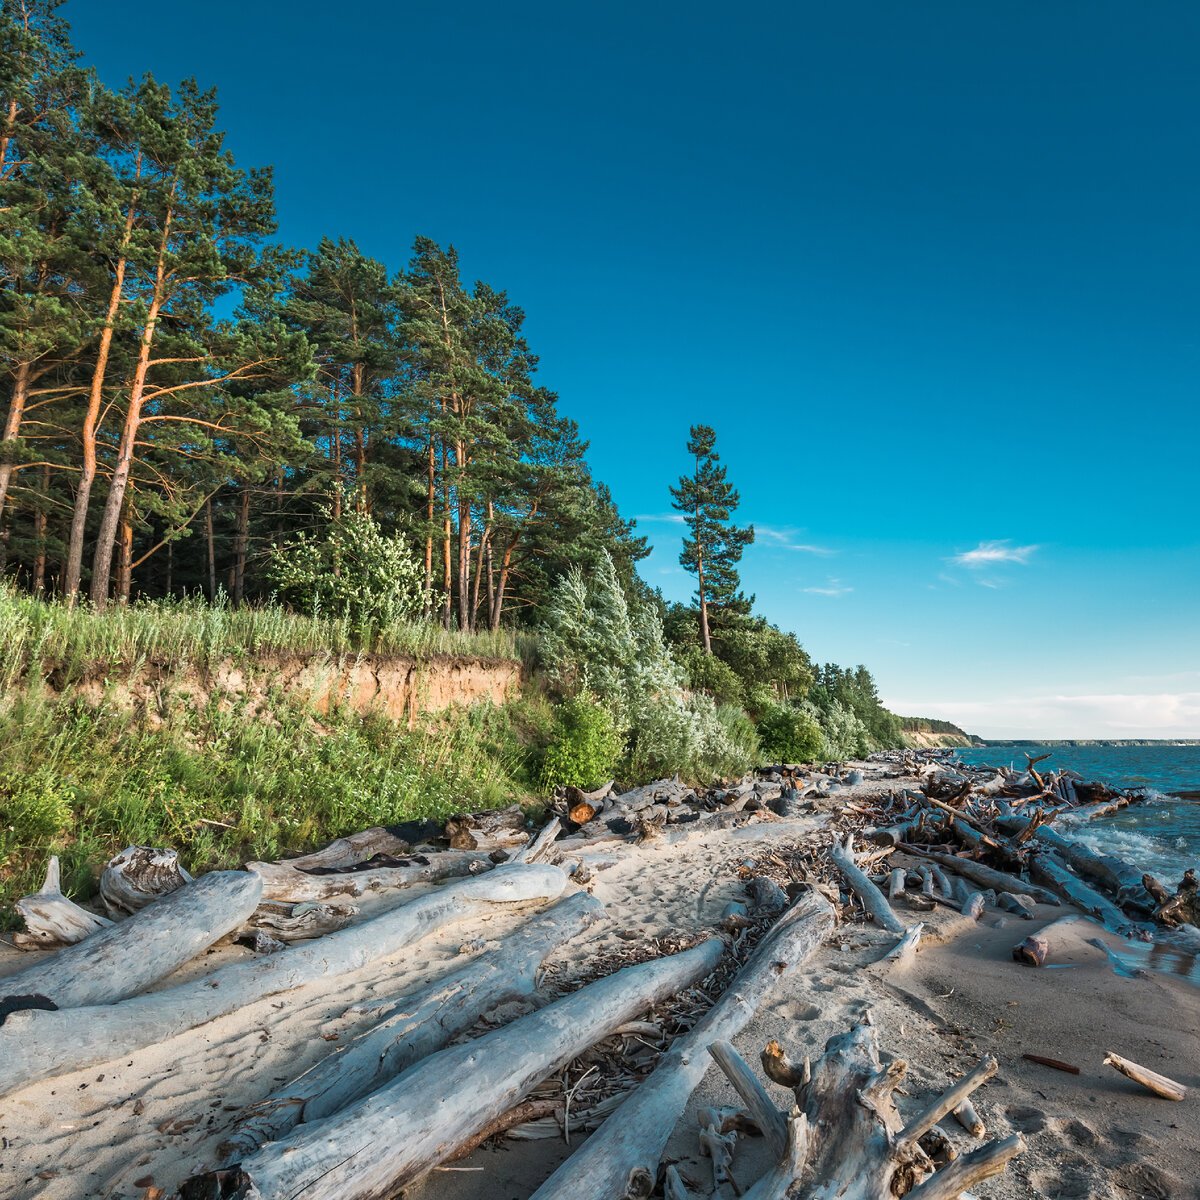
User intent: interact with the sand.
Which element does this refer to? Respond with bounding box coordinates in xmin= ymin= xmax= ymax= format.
xmin=1 ymin=765 xmax=1197 ymax=1200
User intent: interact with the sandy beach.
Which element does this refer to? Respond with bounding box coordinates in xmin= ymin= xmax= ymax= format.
xmin=1 ymin=763 xmax=1197 ymax=1200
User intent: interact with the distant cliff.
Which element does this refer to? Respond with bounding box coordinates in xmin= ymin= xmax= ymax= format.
xmin=898 ymin=716 xmax=980 ymax=749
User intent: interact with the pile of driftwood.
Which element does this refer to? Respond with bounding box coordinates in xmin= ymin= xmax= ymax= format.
xmin=0 ymin=762 xmax=1040 ymax=1200
xmin=835 ymin=751 xmax=1200 ymax=943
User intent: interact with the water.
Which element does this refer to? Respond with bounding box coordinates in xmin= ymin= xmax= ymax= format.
xmin=957 ymin=744 xmax=1200 ymax=884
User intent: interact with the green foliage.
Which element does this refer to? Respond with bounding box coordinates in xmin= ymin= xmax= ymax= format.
xmin=270 ymin=507 xmax=423 ymax=628
xmin=757 ymin=702 xmax=825 ymax=763
xmin=815 ymin=698 xmax=872 ymax=760
xmin=539 ymin=694 xmax=622 ymax=790
xmin=811 ymin=663 xmax=902 ymax=752
xmin=0 ymin=688 xmax=540 ymax=923
xmin=0 ymin=584 xmax=522 ymax=691
xmin=669 ymin=424 xmax=754 ymax=648
xmin=679 ymin=645 xmax=744 ymax=705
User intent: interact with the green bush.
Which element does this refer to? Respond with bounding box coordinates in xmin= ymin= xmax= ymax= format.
xmin=680 ymin=646 xmax=744 ymax=705
xmin=270 ymin=507 xmax=423 ymax=629
xmin=757 ymin=702 xmax=824 ymax=763
xmin=539 ymin=694 xmax=622 ymax=790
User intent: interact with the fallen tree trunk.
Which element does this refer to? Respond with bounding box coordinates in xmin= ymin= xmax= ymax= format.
xmin=0 ymin=863 xmax=566 ymax=1098
xmin=1 ymin=869 xmax=261 ymax=1013
xmin=724 ymin=1020 xmax=1022 ymax=1200
xmin=13 ymin=858 xmax=112 ymax=950
xmin=528 ymin=891 xmax=836 ymax=1200
xmin=902 ymin=846 xmax=1061 ymax=907
xmin=183 ymin=935 xmax=726 ymax=1200
xmin=245 ymin=849 xmax=496 ymax=903
xmin=243 ymin=901 xmax=360 ymax=942
xmin=1027 ymin=852 xmax=1132 ymax=930
xmin=1103 ymin=1052 xmax=1187 ymax=1101
xmin=282 ymin=827 xmax=423 ymax=872
xmin=99 ymin=845 xmax=192 ymax=916
xmin=830 ymin=834 xmax=906 ymax=934
xmin=444 ymin=804 xmax=529 ymax=852
xmin=219 ymin=890 xmax=605 ymax=1158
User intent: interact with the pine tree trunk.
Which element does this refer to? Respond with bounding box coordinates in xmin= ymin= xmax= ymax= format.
xmin=116 ymin=504 xmax=133 ymax=603
xmin=0 ymin=359 xmax=31 ymax=528
xmin=166 ymin=538 xmax=173 ymax=596
xmin=469 ymin=516 xmax=489 ymax=633
xmin=441 ymin=446 xmax=453 ymax=630
xmin=64 ymin=177 xmax=136 ymax=605
xmin=423 ymin=435 xmax=435 ymax=616
xmin=90 ymin=204 xmax=170 ymax=608
xmin=233 ymin=485 xmax=250 ymax=604
xmin=205 ymin=497 xmax=217 ymax=599
xmin=31 ymin=464 xmax=48 ymax=593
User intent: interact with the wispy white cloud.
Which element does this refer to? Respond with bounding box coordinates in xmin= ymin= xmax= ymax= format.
xmin=803 ymin=577 xmax=853 ymax=597
xmin=951 ymin=540 xmax=1039 ymax=568
xmin=635 ymin=512 xmax=686 ymax=525
xmin=756 ymin=525 xmax=836 ymax=555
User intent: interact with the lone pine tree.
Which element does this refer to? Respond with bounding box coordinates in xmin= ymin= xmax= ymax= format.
xmin=669 ymin=424 xmax=754 ymax=654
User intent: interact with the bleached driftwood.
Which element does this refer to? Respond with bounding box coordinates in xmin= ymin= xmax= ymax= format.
xmin=219 ymin=890 xmax=605 ymax=1158
xmin=99 ymin=845 xmax=193 ymax=916
xmin=529 ymin=891 xmax=836 ymax=1200
xmin=1028 ymin=852 xmax=1130 ymax=929
xmin=1103 ymin=1052 xmax=1187 ymax=1101
xmin=183 ymin=936 xmax=726 ymax=1200
xmin=708 ymin=1039 xmax=789 ymax=1159
xmin=444 ymin=803 xmax=529 ymax=852
xmin=829 ymin=833 xmax=906 ymax=934
xmin=1 ymin=869 xmax=261 ymax=1013
xmin=282 ymin=826 xmax=420 ymax=871
xmin=512 ymin=817 xmax=563 ymax=864
xmin=882 ymin=922 xmax=924 ymax=969
xmin=903 ymin=847 xmax=1061 ymax=907
xmin=12 ymin=858 xmax=112 ymax=950
xmin=245 ymin=849 xmax=495 ymax=902
xmin=720 ymin=1021 xmax=1022 ymax=1200
xmin=0 ymin=863 xmax=566 ymax=1098
xmin=244 ymin=900 xmax=360 ymax=942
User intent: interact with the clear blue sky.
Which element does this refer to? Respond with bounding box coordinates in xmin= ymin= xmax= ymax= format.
xmin=69 ymin=0 xmax=1200 ymax=738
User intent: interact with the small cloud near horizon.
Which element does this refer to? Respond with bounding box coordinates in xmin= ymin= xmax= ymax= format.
xmin=803 ymin=577 xmax=853 ymax=597
xmin=634 ymin=512 xmax=686 ymax=525
xmin=951 ymin=539 xmax=1039 ymax=568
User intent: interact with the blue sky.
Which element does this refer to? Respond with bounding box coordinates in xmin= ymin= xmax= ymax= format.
xmin=69 ymin=1 xmax=1200 ymax=737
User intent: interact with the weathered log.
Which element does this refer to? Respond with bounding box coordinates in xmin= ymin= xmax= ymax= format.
xmin=708 ymin=1039 xmax=789 ymax=1160
xmin=280 ymin=826 xmax=420 ymax=871
xmin=996 ymin=891 xmax=1036 ymax=920
xmin=184 ymin=936 xmax=726 ymax=1200
xmin=512 ymin=817 xmax=563 ymax=864
xmin=951 ymin=1097 xmax=985 ymax=1137
xmin=888 ymin=868 xmax=907 ymax=900
xmin=748 ymin=876 xmax=789 ymax=913
xmin=244 ymin=900 xmax=360 ymax=942
xmin=733 ymin=1023 xmax=1019 ymax=1200
xmin=1027 ymin=852 xmax=1130 ymax=929
xmin=882 ymin=922 xmax=924 ymax=969
xmin=245 ymin=848 xmax=496 ymax=902
xmin=0 ymin=869 xmax=261 ymax=1014
xmin=444 ymin=803 xmax=529 ymax=852
xmin=220 ymin=890 xmax=605 ymax=1158
xmin=902 ymin=847 xmax=1061 ymax=907
xmin=995 ymin=817 xmax=1155 ymax=914
xmin=529 ymin=892 xmax=836 ymax=1200
xmin=930 ymin=867 xmax=953 ymax=900
xmin=1012 ymin=932 xmax=1049 ymax=967
xmin=13 ymin=858 xmax=112 ymax=950
xmin=1144 ymin=869 xmax=1200 ymax=927
xmin=99 ymin=844 xmax=193 ymax=916
xmin=830 ymin=834 xmax=907 ymax=934
xmin=0 ymin=864 xmax=566 ymax=1098
xmin=1103 ymin=1052 xmax=1186 ymax=1100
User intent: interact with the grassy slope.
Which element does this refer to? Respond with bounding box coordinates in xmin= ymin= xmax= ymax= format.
xmin=0 ymin=591 xmax=544 ymax=922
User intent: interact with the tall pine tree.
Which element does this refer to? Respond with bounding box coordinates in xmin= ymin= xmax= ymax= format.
xmin=669 ymin=424 xmax=754 ymax=654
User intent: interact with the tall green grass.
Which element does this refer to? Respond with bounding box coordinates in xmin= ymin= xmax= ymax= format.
xmin=0 ymin=687 xmax=552 ymax=923
xmin=0 ymin=585 xmax=526 ymax=691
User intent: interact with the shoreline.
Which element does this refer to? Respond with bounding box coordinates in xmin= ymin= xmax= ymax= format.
xmin=1 ymin=757 xmax=1197 ymax=1199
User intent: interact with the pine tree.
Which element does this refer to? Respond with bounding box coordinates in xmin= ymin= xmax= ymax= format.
xmin=669 ymin=424 xmax=754 ymax=654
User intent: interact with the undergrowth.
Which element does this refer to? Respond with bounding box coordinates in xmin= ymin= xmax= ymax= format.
xmin=0 ymin=688 xmax=552 ymax=924
xmin=0 ymin=585 xmax=527 ymax=690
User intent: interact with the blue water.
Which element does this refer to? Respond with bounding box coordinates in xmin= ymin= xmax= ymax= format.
xmin=957 ymin=744 xmax=1200 ymax=883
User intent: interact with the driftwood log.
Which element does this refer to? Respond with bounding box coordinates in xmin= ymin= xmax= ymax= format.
xmin=12 ymin=858 xmax=112 ymax=949
xmin=219 ymin=890 xmax=605 ymax=1158
xmin=0 ymin=863 xmax=566 ymax=1098
xmin=444 ymin=803 xmax=530 ymax=852
xmin=1 ymin=869 xmax=261 ymax=1013
xmin=529 ymin=891 xmax=836 ymax=1200
xmin=1103 ymin=1052 xmax=1187 ymax=1101
xmin=183 ymin=936 xmax=726 ymax=1200
xmin=245 ymin=849 xmax=496 ymax=902
xmin=99 ymin=845 xmax=192 ymax=916
xmin=830 ymin=833 xmax=906 ymax=934
xmin=281 ymin=826 xmax=421 ymax=871
xmin=902 ymin=847 xmax=1061 ymax=907
xmin=723 ymin=1020 xmax=1023 ymax=1200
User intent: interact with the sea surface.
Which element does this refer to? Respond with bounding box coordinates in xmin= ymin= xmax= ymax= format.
xmin=957 ymin=744 xmax=1200 ymax=883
